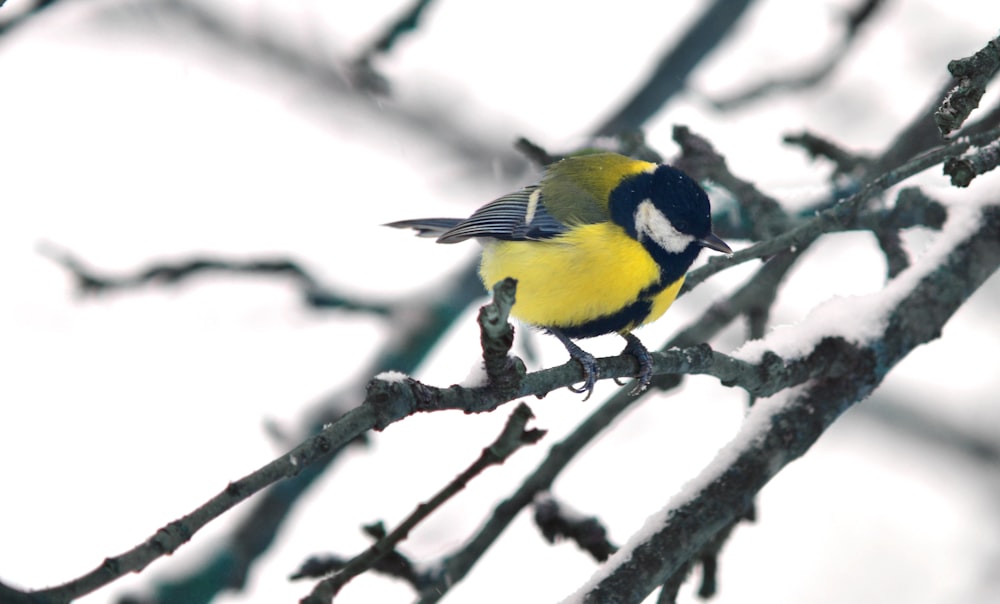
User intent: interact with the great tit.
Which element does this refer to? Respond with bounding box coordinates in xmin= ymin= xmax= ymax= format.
xmin=387 ymin=152 xmax=731 ymax=398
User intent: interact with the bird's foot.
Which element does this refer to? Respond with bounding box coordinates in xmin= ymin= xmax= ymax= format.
xmin=619 ymin=333 xmax=653 ymax=395
xmin=547 ymin=328 xmax=599 ymax=400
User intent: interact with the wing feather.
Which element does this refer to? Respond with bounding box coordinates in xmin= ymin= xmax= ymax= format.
xmin=436 ymin=186 xmax=568 ymax=243
xmin=391 ymin=154 xmax=655 ymax=244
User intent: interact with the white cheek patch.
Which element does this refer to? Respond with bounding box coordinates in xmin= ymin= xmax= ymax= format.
xmin=634 ymin=199 xmax=695 ymax=253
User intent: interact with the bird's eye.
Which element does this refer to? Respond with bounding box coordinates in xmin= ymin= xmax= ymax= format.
xmin=673 ymin=219 xmax=689 ymax=232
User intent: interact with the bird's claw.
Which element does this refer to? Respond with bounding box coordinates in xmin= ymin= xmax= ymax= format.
xmin=621 ymin=333 xmax=654 ymax=395
xmin=566 ymin=351 xmax=600 ymax=400
xmin=547 ymin=327 xmax=599 ymax=400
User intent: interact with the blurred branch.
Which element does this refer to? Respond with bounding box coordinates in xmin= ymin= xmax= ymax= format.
xmin=707 ymin=0 xmax=886 ymax=111
xmin=0 ymin=0 xmax=61 ymax=38
xmin=874 ymin=80 xmax=957 ymax=175
xmin=359 ymin=0 xmax=435 ymax=60
xmin=38 ymin=243 xmax=394 ymax=315
xmin=290 ymin=526 xmax=421 ymax=586
xmin=874 ymin=187 xmax=945 ymax=277
xmin=350 ymin=0 xmax=433 ymax=95
xmin=299 ymin=402 xmax=544 ymax=603
xmin=783 ymin=130 xmax=873 ymax=177
xmin=684 ymin=124 xmax=1000 ymax=290
xmin=106 ymin=0 xmax=524 ymax=178
xmin=672 ymin=125 xmax=791 ymax=239
xmin=514 ymin=137 xmax=557 ymax=168
xmin=655 ymin=513 xmax=744 ymax=603
xmin=593 ymin=0 xmax=755 ymax=136
xmin=860 ymin=397 xmax=1000 ymax=466
xmin=573 ymin=203 xmax=1000 ymax=603
xmin=515 ymin=133 xmax=666 ymax=167
xmin=533 ymin=494 xmax=616 ymax=563
xmin=349 ymin=0 xmax=437 ymax=94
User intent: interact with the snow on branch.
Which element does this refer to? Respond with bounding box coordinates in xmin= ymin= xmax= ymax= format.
xmin=935 ymin=34 xmax=1000 ymax=137
xmin=565 ymin=203 xmax=1000 ymax=604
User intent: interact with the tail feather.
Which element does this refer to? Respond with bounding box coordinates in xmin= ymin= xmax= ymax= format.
xmin=384 ymin=218 xmax=464 ymax=240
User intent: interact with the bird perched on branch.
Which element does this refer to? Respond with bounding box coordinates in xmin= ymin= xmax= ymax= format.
xmin=387 ymin=152 xmax=731 ymax=398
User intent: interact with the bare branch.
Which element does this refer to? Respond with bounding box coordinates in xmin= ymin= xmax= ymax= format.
xmin=24 ymin=405 xmax=378 ymax=603
xmin=533 ymin=494 xmax=617 ymax=563
xmin=299 ymin=402 xmax=544 ymax=603
xmin=935 ymin=35 xmax=1000 ymax=137
xmin=0 ymin=0 xmax=62 ymax=38
xmin=349 ymin=0 xmax=439 ymax=95
xmin=38 ymin=243 xmax=394 ymax=314
xmin=783 ymin=130 xmax=873 ymax=177
xmin=944 ymin=138 xmax=1000 ymax=186
xmin=684 ymin=124 xmax=1000 ymax=291
xmin=478 ymin=278 xmax=526 ymax=395
xmin=412 ymin=240 xmax=811 ymax=603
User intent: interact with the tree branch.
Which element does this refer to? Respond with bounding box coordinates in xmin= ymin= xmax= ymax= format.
xmin=24 ymin=404 xmax=379 ymax=604
xmin=935 ymin=34 xmax=1000 ymax=137
xmin=299 ymin=402 xmax=544 ymax=603
xmin=533 ymin=494 xmax=617 ymax=563
xmin=36 ymin=199 xmax=972 ymax=604
xmin=568 ymin=204 xmax=1000 ymax=603
xmin=349 ymin=0 xmax=439 ymax=95
xmin=0 ymin=0 xmax=62 ymax=38
xmin=683 ymin=124 xmax=1000 ymax=291
xmin=38 ymin=243 xmax=394 ymax=314
xmin=412 ymin=236 xmax=811 ymax=603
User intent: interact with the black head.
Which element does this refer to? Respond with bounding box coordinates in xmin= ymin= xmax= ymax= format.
xmin=609 ymin=164 xmax=730 ymax=282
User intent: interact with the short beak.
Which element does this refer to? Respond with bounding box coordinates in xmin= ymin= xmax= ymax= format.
xmin=699 ymin=232 xmax=733 ymax=255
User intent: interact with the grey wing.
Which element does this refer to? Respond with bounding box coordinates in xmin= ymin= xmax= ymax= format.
xmin=384 ymin=218 xmax=464 ymax=238
xmin=436 ymin=186 xmax=568 ymax=244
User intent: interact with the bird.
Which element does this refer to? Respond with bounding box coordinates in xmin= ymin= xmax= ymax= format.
xmin=386 ymin=151 xmax=732 ymax=398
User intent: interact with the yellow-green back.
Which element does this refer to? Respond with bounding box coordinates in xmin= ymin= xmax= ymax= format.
xmin=540 ymin=153 xmax=656 ymax=225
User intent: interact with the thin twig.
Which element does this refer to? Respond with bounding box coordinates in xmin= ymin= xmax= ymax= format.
xmin=349 ymin=0 xmax=438 ymax=94
xmin=300 ymin=403 xmax=544 ymax=603
xmin=38 ymin=243 xmax=394 ymax=314
xmin=935 ymin=35 xmax=1000 ymax=137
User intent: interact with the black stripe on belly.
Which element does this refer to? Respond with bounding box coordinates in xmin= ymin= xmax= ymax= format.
xmin=548 ymin=295 xmax=655 ymax=339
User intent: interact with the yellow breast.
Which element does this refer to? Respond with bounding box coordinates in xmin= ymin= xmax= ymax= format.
xmin=479 ymin=222 xmax=684 ymax=333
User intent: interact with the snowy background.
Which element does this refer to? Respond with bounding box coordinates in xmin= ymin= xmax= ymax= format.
xmin=2 ymin=0 xmax=1000 ymax=602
